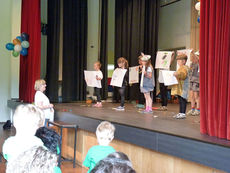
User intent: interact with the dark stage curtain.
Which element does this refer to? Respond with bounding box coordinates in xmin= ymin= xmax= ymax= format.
xmin=46 ymin=0 xmax=60 ymax=102
xmin=200 ymin=0 xmax=230 ymax=139
xmin=62 ymin=0 xmax=87 ymax=102
xmin=100 ymin=0 xmax=108 ymax=99
xmin=115 ymin=0 xmax=159 ymax=101
xmin=19 ymin=0 xmax=41 ymax=103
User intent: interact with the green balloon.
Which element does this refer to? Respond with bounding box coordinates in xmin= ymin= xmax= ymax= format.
xmin=12 ymin=50 xmax=20 ymax=57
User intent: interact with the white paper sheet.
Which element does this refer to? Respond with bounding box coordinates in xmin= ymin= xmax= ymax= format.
xmin=110 ymin=68 xmax=127 ymax=87
xmin=140 ymin=66 xmax=146 ymax=87
xmin=129 ymin=66 xmax=139 ymax=84
xmin=176 ymin=49 xmax=192 ymax=69
xmin=155 ymin=51 xmax=173 ymax=69
xmin=84 ymin=71 xmax=100 ymax=88
xmin=160 ymin=70 xmax=178 ymax=86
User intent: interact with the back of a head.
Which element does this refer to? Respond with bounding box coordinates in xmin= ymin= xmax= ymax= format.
xmin=13 ymin=104 xmax=45 ymax=135
xmin=91 ymin=158 xmax=136 ymax=173
xmin=35 ymin=127 xmax=60 ymax=154
xmin=107 ymin=152 xmax=130 ymax=162
xmin=96 ymin=121 xmax=116 ymax=145
xmin=6 ymin=146 xmax=58 ymax=173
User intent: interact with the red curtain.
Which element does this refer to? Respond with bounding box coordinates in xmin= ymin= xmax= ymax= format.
xmin=19 ymin=0 xmax=41 ymax=103
xmin=200 ymin=0 xmax=230 ymax=139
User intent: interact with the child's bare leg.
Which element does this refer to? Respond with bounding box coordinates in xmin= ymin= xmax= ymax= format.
xmin=194 ymin=92 xmax=200 ymax=109
xmin=190 ymin=91 xmax=195 ymax=109
xmin=144 ymin=93 xmax=148 ymax=109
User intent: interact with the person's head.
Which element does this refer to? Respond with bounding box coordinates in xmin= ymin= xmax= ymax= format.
xmin=190 ymin=51 xmax=199 ymax=64
xmin=34 ymin=79 xmax=46 ymax=92
xmin=117 ymin=57 xmax=128 ymax=69
xmin=176 ymin=54 xmax=187 ymax=67
xmin=96 ymin=121 xmax=115 ymax=146
xmin=140 ymin=53 xmax=152 ymax=67
xmin=13 ymin=104 xmax=45 ymax=137
xmin=107 ymin=152 xmax=132 ymax=167
xmin=35 ymin=127 xmax=60 ymax=154
xmin=6 ymin=146 xmax=58 ymax=173
xmin=91 ymin=156 xmax=136 ymax=173
xmin=94 ymin=61 xmax=102 ymax=71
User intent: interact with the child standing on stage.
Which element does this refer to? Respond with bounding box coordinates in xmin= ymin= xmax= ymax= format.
xmin=93 ymin=61 xmax=103 ymax=108
xmin=136 ymin=55 xmax=145 ymax=108
xmin=171 ymin=54 xmax=189 ymax=119
xmin=83 ymin=121 xmax=116 ymax=172
xmin=140 ymin=53 xmax=155 ymax=113
xmin=187 ymin=51 xmax=200 ymax=116
xmin=114 ymin=57 xmax=129 ymax=111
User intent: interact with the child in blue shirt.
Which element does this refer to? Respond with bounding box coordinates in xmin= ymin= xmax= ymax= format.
xmin=83 ymin=121 xmax=116 ymax=172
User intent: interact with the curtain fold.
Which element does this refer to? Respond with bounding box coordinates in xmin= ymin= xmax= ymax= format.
xmin=46 ymin=0 xmax=60 ymax=102
xmin=200 ymin=0 xmax=230 ymax=139
xmin=99 ymin=0 xmax=108 ymax=100
xmin=115 ymin=0 xmax=159 ymax=101
xmin=62 ymin=0 xmax=87 ymax=102
xmin=19 ymin=0 xmax=41 ymax=103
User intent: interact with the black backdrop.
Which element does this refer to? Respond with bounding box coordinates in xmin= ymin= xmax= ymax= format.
xmin=46 ymin=0 xmax=60 ymax=102
xmin=62 ymin=0 xmax=88 ymax=102
xmin=99 ymin=0 xmax=108 ymax=100
xmin=115 ymin=0 xmax=159 ymax=101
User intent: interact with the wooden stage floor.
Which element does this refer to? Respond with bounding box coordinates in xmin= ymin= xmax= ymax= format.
xmin=55 ymin=102 xmax=230 ymax=147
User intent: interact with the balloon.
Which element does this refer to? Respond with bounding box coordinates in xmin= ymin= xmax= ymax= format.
xmin=20 ymin=48 xmax=28 ymax=56
xmin=21 ymin=32 xmax=29 ymax=41
xmin=21 ymin=41 xmax=30 ymax=48
xmin=6 ymin=43 xmax=14 ymax=51
xmin=12 ymin=50 xmax=20 ymax=57
xmin=14 ymin=44 xmax=22 ymax=52
xmin=195 ymin=2 xmax=200 ymax=11
xmin=197 ymin=16 xmax=200 ymax=23
xmin=13 ymin=38 xmax=21 ymax=45
xmin=16 ymin=36 xmax=22 ymax=42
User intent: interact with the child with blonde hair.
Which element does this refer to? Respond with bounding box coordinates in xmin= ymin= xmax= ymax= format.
xmin=114 ymin=57 xmax=129 ymax=111
xmin=187 ymin=51 xmax=200 ymax=116
xmin=83 ymin=121 xmax=116 ymax=172
xmin=3 ymin=104 xmax=45 ymax=161
xmin=93 ymin=61 xmax=103 ymax=107
xmin=140 ymin=53 xmax=155 ymax=113
xmin=171 ymin=54 xmax=190 ymax=119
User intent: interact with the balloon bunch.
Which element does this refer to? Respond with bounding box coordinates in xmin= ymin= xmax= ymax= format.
xmin=195 ymin=0 xmax=200 ymax=23
xmin=5 ymin=32 xmax=29 ymax=57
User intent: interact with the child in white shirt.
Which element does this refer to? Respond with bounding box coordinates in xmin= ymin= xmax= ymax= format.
xmin=93 ymin=61 xmax=103 ymax=107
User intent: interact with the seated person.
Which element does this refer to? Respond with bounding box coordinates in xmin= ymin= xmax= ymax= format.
xmin=91 ymin=152 xmax=135 ymax=173
xmin=35 ymin=127 xmax=61 ymax=154
xmin=3 ymin=104 xmax=44 ymax=161
xmin=83 ymin=121 xmax=116 ymax=172
xmin=6 ymin=146 xmax=61 ymax=173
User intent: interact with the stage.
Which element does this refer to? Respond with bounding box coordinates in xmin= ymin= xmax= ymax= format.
xmin=7 ymin=100 xmax=230 ymax=172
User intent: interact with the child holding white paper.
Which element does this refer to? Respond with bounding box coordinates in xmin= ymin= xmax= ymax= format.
xmin=140 ymin=53 xmax=155 ymax=113
xmin=114 ymin=57 xmax=129 ymax=111
xmin=93 ymin=61 xmax=103 ymax=108
xmin=171 ymin=54 xmax=189 ymax=119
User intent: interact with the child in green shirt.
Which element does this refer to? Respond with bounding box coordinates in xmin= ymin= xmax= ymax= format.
xmin=83 ymin=121 xmax=116 ymax=172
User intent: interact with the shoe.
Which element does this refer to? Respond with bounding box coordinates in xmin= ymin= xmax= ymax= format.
xmin=95 ymin=103 xmax=102 ymax=108
xmin=187 ymin=109 xmax=195 ymax=116
xmin=175 ymin=113 xmax=186 ymax=119
xmin=114 ymin=106 xmax=125 ymax=111
xmin=136 ymin=104 xmax=145 ymax=108
xmin=192 ymin=110 xmax=200 ymax=116
xmin=140 ymin=109 xmax=153 ymax=114
xmin=93 ymin=103 xmax=98 ymax=107
xmin=158 ymin=106 xmax=168 ymax=111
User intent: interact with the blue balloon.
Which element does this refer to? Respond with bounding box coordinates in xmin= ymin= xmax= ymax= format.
xmin=20 ymin=48 xmax=28 ymax=56
xmin=6 ymin=43 xmax=14 ymax=51
xmin=16 ymin=36 xmax=22 ymax=42
xmin=197 ymin=16 xmax=200 ymax=23
xmin=21 ymin=32 xmax=29 ymax=41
